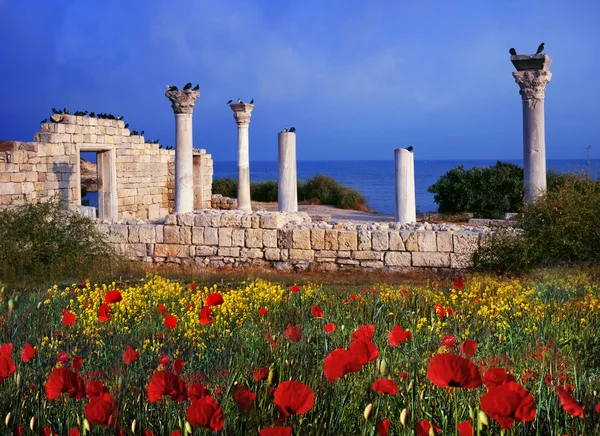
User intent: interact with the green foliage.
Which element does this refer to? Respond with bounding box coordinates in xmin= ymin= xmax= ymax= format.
xmin=428 ymin=161 xmax=524 ymax=218
xmin=251 ymin=180 xmax=278 ymax=202
xmin=473 ymin=173 xmax=600 ymax=271
xmin=212 ymin=178 xmax=238 ymax=198
xmin=0 ymin=201 xmax=115 ymax=286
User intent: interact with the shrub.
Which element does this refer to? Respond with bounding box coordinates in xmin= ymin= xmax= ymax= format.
xmin=250 ymin=180 xmax=278 ymax=202
xmin=212 ymin=178 xmax=238 ymax=198
xmin=473 ymin=173 xmax=600 ymax=271
xmin=428 ymin=162 xmax=524 ymax=218
xmin=0 ymin=201 xmax=115 ymax=286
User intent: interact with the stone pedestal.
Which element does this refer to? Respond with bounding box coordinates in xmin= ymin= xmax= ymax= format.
xmin=511 ymin=54 xmax=552 ymax=202
xmin=165 ymin=88 xmax=200 ymax=213
xmin=394 ymin=148 xmax=416 ymax=224
xmin=278 ymin=131 xmax=298 ymax=212
xmin=230 ymin=103 xmax=254 ymax=212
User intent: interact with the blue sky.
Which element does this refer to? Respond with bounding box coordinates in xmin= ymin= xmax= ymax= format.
xmin=0 ymin=0 xmax=598 ymax=161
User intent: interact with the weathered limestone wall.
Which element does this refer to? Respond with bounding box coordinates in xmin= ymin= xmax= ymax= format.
xmin=99 ymin=210 xmax=492 ymax=271
xmin=211 ymin=194 xmax=237 ymax=210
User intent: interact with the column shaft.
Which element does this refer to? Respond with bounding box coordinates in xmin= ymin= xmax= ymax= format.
xmin=278 ymin=132 xmax=298 ymax=212
xmin=522 ymin=99 xmax=547 ymax=200
xmin=175 ymin=113 xmax=194 ymax=213
xmin=237 ymin=124 xmax=252 ymax=212
xmin=394 ymin=148 xmax=416 ymax=223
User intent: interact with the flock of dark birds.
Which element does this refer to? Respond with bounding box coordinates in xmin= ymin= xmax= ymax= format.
xmin=166 ymin=82 xmax=200 ymax=92
xmin=226 ymin=98 xmax=254 ymax=105
xmin=280 ymin=127 xmax=296 ymax=133
xmin=509 ymin=42 xmax=545 ymax=56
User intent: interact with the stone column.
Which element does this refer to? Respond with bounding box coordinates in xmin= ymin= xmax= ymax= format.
xmin=278 ymin=131 xmax=298 ymax=212
xmin=511 ymin=54 xmax=552 ymax=202
xmin=229 ymin=103 xmax=254 ymax=212
xmin=394 ymin=148 xmax=416 ymax=223
xmin=165 ymin=88 xmax=200 ymax=213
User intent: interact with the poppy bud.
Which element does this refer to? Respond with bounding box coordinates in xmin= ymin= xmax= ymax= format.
xmin=15 ymin=373 xmax=20 ymax=388
xmin=429 ymin=426 xmax=435 ymax=436
xmin=83 ymin=419 xmax=91 ymax=431
xmin=469 ymin=406 xmax=475 ymax=421
xmin=184 ymin=421 xmax=193 ymax=435
xmin=363 ymin=403 xmax=373 ymax=420
xmin=407 ymin=380 xmax=413 ymax=392
xmin=267 ymin=365 xmax=277 ymax=386
xmin=7 ymin=298 xmax=14 ymax=312
xmin=5 ymin=412 xmax=11 ymax=427
xmin=131 ymin=419 xmax=137 ymax=433
xmin=30 ymin=416 xmax=35 ymax=432
xmin=378 ymin=358 xmax=389 ymax=377
xmin=37 ymin=302 xmax=43 ymax=310
xmin=400 ymin=408 xmax=408 ymax=426
xmin=478 ymin=410 xmax=489 ymax=428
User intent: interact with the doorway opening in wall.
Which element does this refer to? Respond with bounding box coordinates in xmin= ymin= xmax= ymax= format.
xmin=76 ymin=144 xmax=118 ymax=220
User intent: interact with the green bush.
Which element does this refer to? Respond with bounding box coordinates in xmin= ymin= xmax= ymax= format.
xmin=473 ymin=173 xmax=600 ymax=271
xmin=212 ymin=178 xmax=238 ymax=198
xmin=428 ymin=161 xmax=524 ymax=218
xmin=251 ymin=180 xmax=278 ymax=202
xmin=0 ymin=201 xmax=115 ymax=286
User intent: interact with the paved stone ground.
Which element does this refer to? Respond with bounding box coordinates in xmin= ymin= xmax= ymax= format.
xmin=255 ymin=203 xmax=395 ymax=224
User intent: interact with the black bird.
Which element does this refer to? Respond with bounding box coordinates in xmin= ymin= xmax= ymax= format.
xmin=282 ymin=128 xmax=288 ymax=132
xmin=51 ymin=108 xmax=58 ymax=114
xmin=140 ymin=130 xmax=145 ymax=136
xmin=535 ymin=42 xmax=544 ymax=55
xmin=83 ymin=111 xmax=88 ymax=116
xmin=289 ymin=127 xmax=296 ymax=133
xmin=40 ymin=118 xmax=47 ymax=123
xmin=64 ymin=108 xmax=70 ymax=115
xmin=237 ymin=98 xmax=242 ymax=103
xmin=124 ymin=123 xmax=129 ymax=129
xmin=250 ymin=98 xmax=254 ymax=104
xmin=167 ymin=85 xmax=178 ymax=91
xmin=192 ymin=84 xmax=199 ymax=91
xmin=406 ymin=146 xmax=414 ymax=152
xmin=227 ymin=100 xmax=233 ymax=105
xmin=509 ymin=48 xmax=517 ymax=56
xmin=183 ymin=82 xmax=192 ymax=90
xmin=89 ymin=112 xmax=95 ymax=118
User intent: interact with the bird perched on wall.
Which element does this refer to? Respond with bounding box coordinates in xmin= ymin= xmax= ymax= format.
xmin=131 ymin=130 xmax=138 ymax=135
xmin=166 ymin=85 xmax=178 ymax=91
xmin=281 ymin=128 xmax=288 ymax=132
xmin=227 ymin=100 xmax=233 ymax=105
xmin=183 ymin=82 xmax=192 ymax=90
xmin=51 ymin=108 xmax=58 ymax=114
xmin=250 ymin=98 xmax=254 ymax=104
xmin=509 ymin=48 xmax=517 ymax=56
xmin=536 ymin=42 xmax=544 ymax=54
xmin=237 ymin=98 xmax=242 ymax=103
xmin=192 ymin=84 xmax=199 ymax=91
xmin=124 ymin=123 xmax=129 ymax=129
xmin=289 ymin=127 xmax=296 ymax=132
xmin=89 ymin=112 xmax=95 ymax=118
xmin=406 ymin=146 xmax=414 ymax=152
xmin=40 ymin=118 xmax=47 ymax=123
xmin=63 ymin=108 xmax=70 ymax=115
xmin=140 ymin=130 xmax=145 ymax=136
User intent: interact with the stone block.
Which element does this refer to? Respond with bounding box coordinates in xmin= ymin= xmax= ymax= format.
xmin=155 ymin=244 xmax=189 ymax=258
xmin=338 ymin=231 xmax=358 ymax=250
xmin=204 ymin=227 xmax=219 ymax=246
xmin=453 ymin=233 xmax=480 ymax=254
xmin=260 ymin=214 xmax=283 ymax=229
xmin=337 ymin=250 xmax=351 ymax=258
xmin=220 ymin=213 xmax=242 ymax=227
xmin=196 ymin=246 xmax=218 ymax=256
xmin=372 ymin=231 xmax=389 ymax=251
xmin=128 ymin=225 xmax=140 ymax=243
xmin=155 ymin=225 xmax=164 ymax=243
xmin=218 ymin=247 xmax=240 ymax=257
xmin=353 ymin=251 xmax=383 ymax=260
xmin=194 ymin=214 xmax=213 ymax=227
xmin=192 ymin=227 xmax=204 ymax=245
xmin=384 ymin=252 xmax=411 ymax=267
xmin=180 ymin=226 xmax=192 ymax=244
xmin=324 ymin=230 xmax=339 ymax=250
xmin=289 ymin=249 xmax=315 ymax=260
xmin=163 ymin=226 xmax=180 ymax=244
xmin=246 ymin=229 xmax=263 ymax=248
xmin=264 ymin=248 xmax=281 ymax=261
xmin=360 ymin=261 xmax=384 ymax=268
xmin=311 ymin=229 xmax=325 ymax=250
xmin=451 ymin=253 xmax=472 ymax=269
xmin=336 ymin=259 xmax=359 ymax=266
xmin=109 ymin=225 xmax=128 ymax=243
xmin=177 ymin=213 xmax=195 ymax=226
xmin=401 ymin=231 xmax=419 ymax=251
xmin=139 ymin=225 xmax=156 ymax=243
xmin=292 ymin=229 xmax=311 ymax=249
xmin=437 ymin=232 xmax=453 ymax=252
xmin=164 ymin=214 xmax=177 ymax=225
xmin=232 ymin=229 xmax=245 ymax=247
xmin=417 ymin=231 xmax=437 ymax=252
xmin=148 ymin=204 xmax=161 ymax=220
xmin=389 ymin=231 xmax=405 ymax=250
xmin=240 ymin=215 xmax=253 ymax=228
xmin=263 ymin=229 xmax=277 ymax=248
xmin=315 ymin=250 xmax=337 ymax=259
xmin=218 ymin=228 xmax=233 ymax=247
xmin=124 ymin=243 xmax=147 ymax=257
xmin=358 ymin=230 xmax=371 ymax=251
xmin=277 ymin=229 xmax=293 ymax=249
xmin=242 ymin=248 xmax=264 ymax=259
xmin=412 ymin=252 xmax=450 ymax=268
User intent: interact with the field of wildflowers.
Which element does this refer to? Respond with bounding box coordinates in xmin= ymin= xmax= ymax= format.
xmin=1 ymin=272 xmax=600 ymax=435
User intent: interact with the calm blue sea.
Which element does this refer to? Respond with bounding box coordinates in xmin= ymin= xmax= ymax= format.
xmin=83 ymin=159 xmax=598 ymax=213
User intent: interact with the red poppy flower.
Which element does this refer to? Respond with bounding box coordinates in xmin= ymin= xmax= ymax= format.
xmin=164 ymin=314 xmax=177 ymax=329
xmin=97 ymin=304 xmax=111 ymax=323
xmin=84 ymin=392 xmax=118 ymax=427
xmin=290 ymin=285 xmax=299 ymax=293
xmin=595 ymin=402 xmax=600 ymax=413
xmin=274 ymin=380 xmax=315 ymax=417
xmin=434 ymin=304 xmax=446 ymax=317
xmin=14 ymin=426 xmax=24 ymax=436
xmin=376 ymin=419 xmax=390 ymax=436
xmin=233 ymin=385 xmax=257 ymax=412
xmin=185 ymin=394 xmax=224 ymax=431
xmin=21 ymin=343 xmax=38 ymax=363
xmin=170 ymin=431 xmax=181 ymax=436
xmin=480 ymin=381 xmax=536 ymax=429
xmin=460 ymin=339 xmax=477 ymax=358
xmin=556 ymin=386 xmax=584 ymax=418
xmin=45 ymin=367 xmax=86 ymax=400
xmin=62 ymin=310 xmax=76 ymax=327
xmin=0 ymin=354 xmax=16 ymax=384
xmin=457 ymin=420 xmax=473 ymax=436
xmin=206 ymin=292 xmax=224 ymax=306
xmin=387 ymin=326 xmax=411 ymax=347
xmin=372 ymin=378 xmax=398 ymax=395
xmin=104 ymin=290 xmax=122 ymax=303
xmin=415 ymin=420 xmax=440 ymax=436
xmin=144 ymin=431 xmax=156 ymax=436
xmin=188 ymin=383 xmax=211 ymax=402
xmin=482 ymin=367 xmax=516 ymax=389
xmin=284 ymin=324 xmax=302 ymax=342
xmin=349 ymin=338 xmax=379 ymax=365
xmin=260 ymin=427 xmax=292 ymax=436
xmin=426 ymin=353 xmax=482 ymax=389
xmin=190 ymin=282 xmax=197 ymax=291
xmin=86 ymin=380 xmax=108 ymax=398
xmin=57 ymin=351 xmax=69 ymax=366
xmin=41 ymin=428 xmax=58 ymax=436
xmin=259 ymin=307 xmax=268 ymax=316
xmin=123 ymin=346 xmax=140 ymax=366
xmin=447 ymin=307 xmax=455 ymax=316
xmin=158 ymin=304 xmax=166 ymax=313
xmin=199 ymin=306 xmax=212 ymax=325
xmin=352 ymin=325 xmax=375 ymax=342
xmin=69 ymin=429 xmax=80 ymax=436
xmin=324 ymin=348 xmax=360 ymax=382
xmin=72 ymin=355 xmax=83 ymax=372
xmin=159 ymin=354 xmax=170 ymax=366
xmin=147 ymin=371 xmax=187 ymax=403
xmin=454 ymin=278 xmax=464 ymax=290
xmin=440 ymin=334 xmax=457 ymax=349
xmin=253 ymin=367 xmax=269 ymax=381
xmin=311 ymin=305 xmax=324 ymax=318
xmin=324 ymin=323 xmax=335 ymax=333
xmin=173 ymin=358 xmax=185 ymax=375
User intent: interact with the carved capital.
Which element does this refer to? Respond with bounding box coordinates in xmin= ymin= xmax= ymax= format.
xmin=230 ymin=103 xmax=254 ymax=126
xmin=513 ymin=70 xmax=552 ymax=101
xmin=165 ymin=90 xmax=200 ymax=114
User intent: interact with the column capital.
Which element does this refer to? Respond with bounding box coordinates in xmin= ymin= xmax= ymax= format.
xmin=230 ymin=103 xmax=254 ymax=126
xmin=513 ymin=70 xmax=552 ymax=101
xmin=165 ymin=89 xmax=200 ymax=114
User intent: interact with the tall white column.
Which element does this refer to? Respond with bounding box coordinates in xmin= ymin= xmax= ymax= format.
xmin=230 ymin=103 xmax=254 ymax=212
xmin=278 ymin=131 xmax=298 ymax=212
xmin=394 ymin=148 xmax=416 ymax=223
xmin=166 ymin=88 xmax=200 ymax=213
xmin=511 ymin=54 xmax=552 ymax=202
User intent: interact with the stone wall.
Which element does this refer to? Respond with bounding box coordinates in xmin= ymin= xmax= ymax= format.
xmin=211 ymin=194 xmax=237 ymax=210
xmin=99 ymin=210 xmax=492 ymax=271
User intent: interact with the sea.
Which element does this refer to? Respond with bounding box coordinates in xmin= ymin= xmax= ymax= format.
xmin=83 ymin=159 xmax=597 ymax=214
